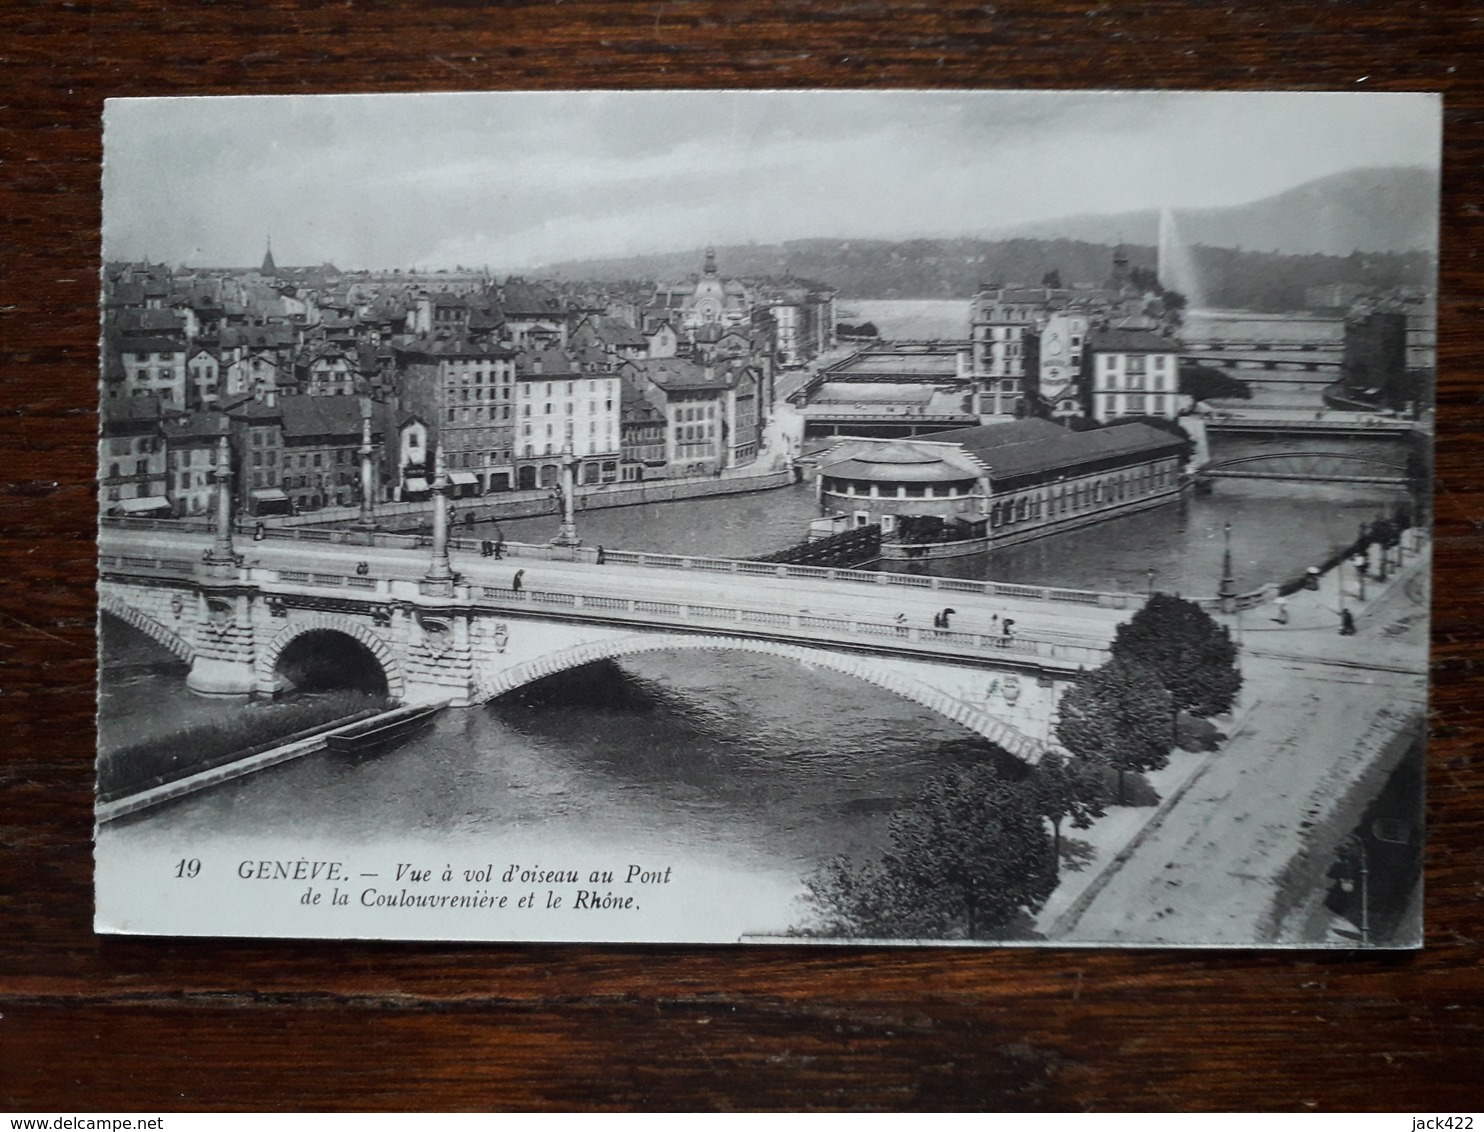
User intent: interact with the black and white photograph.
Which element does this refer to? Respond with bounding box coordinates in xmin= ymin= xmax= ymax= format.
xmin=94 ymin=90 xmax=1437 ymax=947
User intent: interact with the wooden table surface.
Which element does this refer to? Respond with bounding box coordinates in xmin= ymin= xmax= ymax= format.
xmin=2 ymin=1 xmax=1481 ymax=1112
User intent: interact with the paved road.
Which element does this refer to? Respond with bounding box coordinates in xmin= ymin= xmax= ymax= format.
xmin=104 ymin=526 xmax=1130 ymax=651
xmin=1050 ymin=543 xmax=1429 ymax=945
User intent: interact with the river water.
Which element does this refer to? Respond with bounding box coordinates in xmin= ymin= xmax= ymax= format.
xmin=97 ymin=305 xmax=1414 ymax=940
xmin=482 ymin=436 xmax=1407 ymax=596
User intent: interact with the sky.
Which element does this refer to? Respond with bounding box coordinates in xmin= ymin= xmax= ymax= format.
xmin=102 ymin=90 xmax=1442 ymax=271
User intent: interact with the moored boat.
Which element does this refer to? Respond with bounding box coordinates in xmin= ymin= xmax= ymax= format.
xmin=324 ymin=704 xmax=441 ymax=755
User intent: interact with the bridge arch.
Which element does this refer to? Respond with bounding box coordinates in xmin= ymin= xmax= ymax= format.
xmin=257 ymin=615 xmax=406 ymax=701
xmin=98 ymin=591 xmax=195 ymax=663
xmin=473 ymin=632 xmax=1047 ymax=763
xmin=1202 ymin=451 xmax=1409 ymax=484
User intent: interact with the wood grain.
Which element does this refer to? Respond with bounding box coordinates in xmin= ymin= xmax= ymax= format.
xmin=2 ymin=0 xmax=1481 ymax=1111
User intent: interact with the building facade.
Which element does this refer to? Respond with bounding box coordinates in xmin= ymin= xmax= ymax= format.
xmin=161 ymin=410 xmax=230 ymax=517
xmin=100 ymin=397 xmax=170 ymax=514
xmin=815 ymin=418 xmax=1189 ymax=557
xmin=512 ymin=347 xmax=622 ymax=490
xmin=1084 ymin=329 xmax=1185 ymax=423
xmin=395 ymin=338 xmax=519 ymax=497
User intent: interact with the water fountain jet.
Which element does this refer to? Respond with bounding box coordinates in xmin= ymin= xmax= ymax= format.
xmin=1158 ymin=206 xmax=1206 ymax=312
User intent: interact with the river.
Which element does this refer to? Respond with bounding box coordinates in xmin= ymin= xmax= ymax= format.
xmin=95 ymin=306 xmax=1413 ymax=941
xmin=477 ymin=435 xmax=1408 ymax=596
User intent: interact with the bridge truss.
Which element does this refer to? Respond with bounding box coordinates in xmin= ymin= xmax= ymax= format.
xmin=1200 ymin=451 xmax=1410 ymax=487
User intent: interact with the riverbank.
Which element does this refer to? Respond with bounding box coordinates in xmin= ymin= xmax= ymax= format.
xmin=269 ymin=464 xmax=794 ymax=530
xmin=96 ymin=703 xmax=445 ymax=823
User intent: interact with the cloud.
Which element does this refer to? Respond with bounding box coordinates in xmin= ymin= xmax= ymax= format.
xmin=102 ymin=91 xmax=1441 ymax=269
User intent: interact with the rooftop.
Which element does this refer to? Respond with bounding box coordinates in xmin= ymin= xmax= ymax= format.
xmin=931 ymin=419 xmax=1186 ymax=482
xmin=278 ymin=394 xmax=366 ymax=439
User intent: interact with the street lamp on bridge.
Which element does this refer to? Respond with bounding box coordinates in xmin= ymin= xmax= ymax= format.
xmin=1217 ymin=521 xmax=1237 ymax=614
xmin=421 ymin=449 xmax=458 ymax=597
xmin=551 ymin=422 xmax=581 ymax=549
xmin=202 ymin=433 xmax=240 ymax=578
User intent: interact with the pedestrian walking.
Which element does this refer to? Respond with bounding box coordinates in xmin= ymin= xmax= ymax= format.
xmin=253 ymin=521 xmax=266 ymax=541
xmin=596 ymin=544 xmax=606 ymax=565
xmin=1339 ymin=608 xmax=1356 ymax=635
xmin=512 ymin=568 xmax=525 ymax=594
xmin=355 ymin=561 xmax=369 ymax=576
xmin=894 ymin=612 xmax=908 ymax=637
xmin=494 ymin=539 xmax=505 ymax=560
xmin=940 ymin=607 xmax=956 ymax=629
xmin=1274 ymin=596 xmax=1289 ymax=624
xmin=1002 ymin=617 xmax=1015 ymax=638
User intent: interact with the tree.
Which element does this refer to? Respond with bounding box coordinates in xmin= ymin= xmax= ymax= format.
xmin=1026 ymin=750 xmax=1110 ymax=872
xmin=1110 ymin=593 xmax=1243 ymax=734
xmin=1055 ymin=660 xmax=1174 ymax=804
xmin=802 ymin=765 xmax=1056 ymax=939
xmin=1180 ymin=363 xmax=1253 ymax=402
xmin=1041 ymin=268 xmax=1063 ymax=289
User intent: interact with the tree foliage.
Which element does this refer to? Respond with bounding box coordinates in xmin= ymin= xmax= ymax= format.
xmin=1055 ymin=659 xmax=1175 ymax=803
xmin=1026 ymin=751 xmax=1111 ymax=869
xmin=1111 ymin=593 xmax=1243 ymax=719
xmin=802 ymin=765 xmax=1056 ymax=940
xmin=1180 ymin=363 xmax=1253 ymax=402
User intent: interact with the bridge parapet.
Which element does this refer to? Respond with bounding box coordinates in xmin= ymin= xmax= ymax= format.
xmin=100 ymin=517 xmax=1151 ymax=611
xmin=103 ymin=548 xmax=1111 ymax=677
xmin=465 ymin=584 xmax=1110 ymax=672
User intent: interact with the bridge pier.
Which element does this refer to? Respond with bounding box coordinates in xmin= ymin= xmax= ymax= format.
xmin=185 ymin=586 xmax=259 ymax=697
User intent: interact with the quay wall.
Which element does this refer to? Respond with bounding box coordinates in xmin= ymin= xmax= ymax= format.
xmin=269 ymin=467 xmax=794 ymax=530
xmin=95 ymin=704 xmax=440 ymax=821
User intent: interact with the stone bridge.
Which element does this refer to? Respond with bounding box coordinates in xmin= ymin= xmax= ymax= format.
xmin=99 ymin=524 xmax=1128 ymax=764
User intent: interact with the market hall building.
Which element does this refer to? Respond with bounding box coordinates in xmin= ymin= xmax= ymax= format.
xmin=814 ymin=418 xmax=1189 ymax=559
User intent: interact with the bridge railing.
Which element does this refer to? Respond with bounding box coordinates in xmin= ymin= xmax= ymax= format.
xmin=594 ymin=549 xmax=1146 ymax=608
xmin=100 ymin=522 xmax=1151 ymax=611
xmin=474 ymin=584 xmax=1109 ymax=668
xmin=127 ymin=553 xmax=1107 ymax=665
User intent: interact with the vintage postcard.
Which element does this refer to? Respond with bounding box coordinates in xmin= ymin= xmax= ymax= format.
xmin=95 ymin=90 xmax=1437 ymax=946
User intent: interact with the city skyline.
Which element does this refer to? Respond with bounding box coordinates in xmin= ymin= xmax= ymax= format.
xmin=103 ymin=90 xmax=1441 ymax=271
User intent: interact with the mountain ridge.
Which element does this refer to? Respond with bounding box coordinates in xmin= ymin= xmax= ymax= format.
xmin=983 ymin=166 xmax=1438 ymax=256
xmin=536 ymin=166 xmax=1437 ymax=287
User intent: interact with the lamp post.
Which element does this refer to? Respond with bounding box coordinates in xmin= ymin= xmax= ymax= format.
xmin=1352 ymin=553 xmax=1368 ymax=603
xmin=1339 ymin=833 xmax=1370 ymax=945
xmin=1217 ymin=521 xmax=1237 ymax=614
xmin=203 ymin=434 xmax=238 ymax=577
xmin=551 ymin=422 xmax=581 ymax=548
xmin=354 ymin=395 xmax=378 ymax=531
xmin=422 ymin=448 xmax=456 ymax=596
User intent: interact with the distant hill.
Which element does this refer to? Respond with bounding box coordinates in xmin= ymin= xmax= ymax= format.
xmin=534 ymin=168 xmax=1437 ymax=307
xmin=986 ymin=166 xmax=1439 ymax=257
xmin=541 ymin=238 xmax=1154 ymax=298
